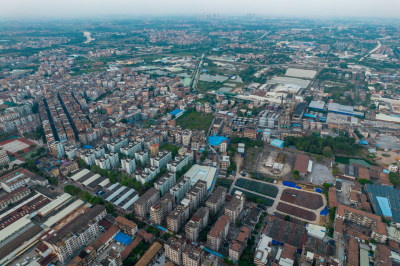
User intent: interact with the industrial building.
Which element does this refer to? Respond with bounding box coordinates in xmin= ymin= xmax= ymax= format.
xmin=183 ymin=164 xmax=217 ymax=193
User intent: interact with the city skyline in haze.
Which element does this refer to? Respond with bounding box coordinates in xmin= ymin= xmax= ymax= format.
xmin=0 ymin=0 xmax=399 ymax=20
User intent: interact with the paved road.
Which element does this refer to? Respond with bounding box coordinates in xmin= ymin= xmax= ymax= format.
xmin=191 ymin=52 xmax=205 ymax=91
xmin=359 ymin=40 xmax=381 ymax=61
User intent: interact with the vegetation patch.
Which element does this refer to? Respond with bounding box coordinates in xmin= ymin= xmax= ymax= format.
xmin=233 ymin=188 xmax=274 ymax=206
xmin=176 ymin=109 xmax=213 ymax=131
xmin=235 ymin=178 xmax=278 ymax=198
xmin=284 ymin=135 xmax=361 ymax=156
xmin=215 ymin=178 xmax=233 ymax=190
xmin=160 ymin=143 xmax=180 ymax=158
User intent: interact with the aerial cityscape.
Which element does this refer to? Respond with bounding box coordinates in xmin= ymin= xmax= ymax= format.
xmin=0 ymin=1 xmax=400 ymax=266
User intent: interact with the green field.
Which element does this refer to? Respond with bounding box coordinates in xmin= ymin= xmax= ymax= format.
xmin=176 ymin=109 xmax=213 ymax=131
xmin=160 ymin=143 xmax=180 ymax=157
xmin=215 ymin=178 xmax=233 ymax=190
xmin=235 ymin=178 xmax=278 ymax=198
xmin=233 ymin=188 xmax=274 ymax=206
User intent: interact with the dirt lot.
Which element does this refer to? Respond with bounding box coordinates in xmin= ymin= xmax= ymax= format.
xmin=336 ymin=179 xmax=354 ymax=206
xmin=280 ymin=189 xmax=324 ymax=210
xmin=244 ymin=146 xmax=296 ymax=178
xmin=276 ymin=202 xmax=316 ymax=221
xmin=375 ymin=150 xmax=400 ymax=165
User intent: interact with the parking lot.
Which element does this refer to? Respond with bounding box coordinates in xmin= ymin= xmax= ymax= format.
xmin=308 ymin=161 xmax=335 ymax=186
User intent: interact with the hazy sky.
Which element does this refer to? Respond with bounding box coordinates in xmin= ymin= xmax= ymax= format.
xmin=0 ymin=0 xmax=399 ymax=19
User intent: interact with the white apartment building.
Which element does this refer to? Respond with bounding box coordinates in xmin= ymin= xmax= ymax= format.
xmin=150 ymin=150 xmax=172 ymax=169
xmin=121 ymin=158 xmax=136 ymax=174
xmin=167 ymin=155 xmax=190 ymax=173
xmin=154 ymin=171 xmax=176 ymax=196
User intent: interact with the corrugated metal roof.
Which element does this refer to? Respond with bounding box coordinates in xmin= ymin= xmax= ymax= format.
xmin=377 ymin=196 xmax=393 ymax=217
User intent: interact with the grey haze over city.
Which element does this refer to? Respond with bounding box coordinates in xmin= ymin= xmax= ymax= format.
xmin=0 ymin=0 xmax=399 ymax=19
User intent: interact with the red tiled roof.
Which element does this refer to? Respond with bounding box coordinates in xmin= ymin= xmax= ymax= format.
xmin=115 ymin=216 xmax=137 ymax=229
xmin=337 ymin=204 xmax=387 ymax=235
xmin=328 ymin=187 xmax=338 ymax=208
xmin=347 ymin=237 xmax=359 ymax=266
xmin=294 ymin=154 xmax=310 ymax=174
xmin=122 ymin=236 xmax=143 ymax=259
xmin=97 ymin=225 xmax=119 ymax=245
xmin=281 ymin=244 xmax=296 ymax=260
xmin=209 ymin=215 xmax=229 ymax=238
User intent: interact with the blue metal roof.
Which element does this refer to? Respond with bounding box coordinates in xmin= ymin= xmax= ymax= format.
xmin=170 ymin=109 xmax=182 ymax=115
xmin=114 ymin=232 xmax=132 ymax=245
xmin=304 ymin=113 xmax=317 ymax=118
xmin=366 ymin=184 xmax=400 ymax=222
xmin=208 ymin=134 xmax=228 ymax=146
xmin=270 ymin=139 xmax=284 ymax=148
xmin=377 ymin=196 xmax=393 ymax=217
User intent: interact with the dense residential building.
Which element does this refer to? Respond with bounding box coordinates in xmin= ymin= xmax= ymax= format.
xmin=80 ymin=151 xmax=96 ymax=166
xmin=224 ymin=191 xmax=245 ymax=223
xmin=347 ymin=236 xmax=359 ymax=266
xmin=374 ymin=244 xmax=392 ymax=266
xmin=135 ymin=166 xmax=160 ymax=184
xmin=150 ymin=192 xmax=175 ymax=225
xmin=0 ymin=168 xmax=48 ymax=192
xmin=150 ymin=143 xmax=159 ymax=156
xmin=229 ymin=226 xmax=250 ymax=261
xmin=134 ymin=187 xmax=160 ymax=218
xmin=0 ymin=147 xmax=10 ymax=166
xmin=334 ymin=204 xmax=387 ymax=243
xmin=254 ymin=235 xmax=273 ymax=266
xmin=165 ymin=237 xmax=186 ymax=265
xmin=48 ymin=141 xmax=65 ymax=158
xmin=150 ymin=150 xmax=172 ymax=169
xmin=135 ymin=150 xmax=149 ymax=165
xmin=206 ymin=186 xmax=226 ymax=214
xmin=120 ymin=141 xmax=142 ymax=157
xmin=43 ymin=205 xmax=106 ymax=263
xmin=167 ymin=155 xmax=190 ymax=173
xmin=184 ymin=180 xmax=207 ymax=211
xmin=170 ymin=176 xmax=191 ymax=202
xmin=185 ymin=207 xmax=209 ymax=241
xmin=59 ymin=161 xmax=79 ymax=176
xmin=207 ymin=215 xmax=230 ymax=251
xmin=167 ymin=199 xmax=191 ymax=233
xmin=154 ymin=171 xmax=176 ymax=196
xmin=121 ymin=158 xmax=136 ymax=174
xmin=107 ymin=138 xmax=128 ymax=153
xmin=182 ymin=244 xmax=205 ymax=266
xmin=0 ymin=187 xmax=30 ymax=210
xmin=115 ymin=216 xmax=138 ymax=237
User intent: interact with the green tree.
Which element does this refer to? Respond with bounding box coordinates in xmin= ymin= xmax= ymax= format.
xmin=162 ymin=232 xmax=171 ymax=241
xmin=358 ymin=178 xmax=373 ymax=184
xmin=322 ymin=146 xmax=333 ymax=158
xmin=64 ymin=185 xmax=82 ymax=196
xmin=105 ymin=203 xmax=115 ymax=215
xmin=293 ymin=170 xmax=299 ymax=180
xmin=224 ymin=258 xmax=234 ymax=265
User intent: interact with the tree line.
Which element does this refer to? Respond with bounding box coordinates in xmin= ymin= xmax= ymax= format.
xmin=284 ymin=135 xmax=361 ymax=156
